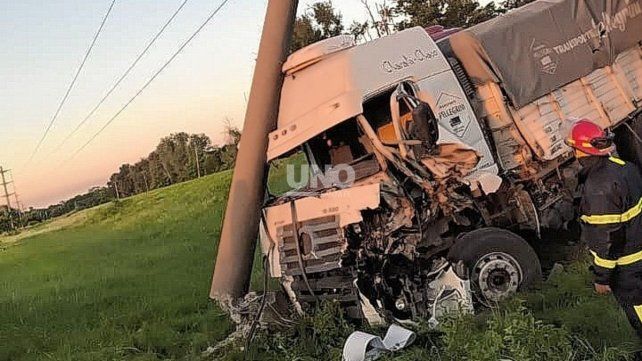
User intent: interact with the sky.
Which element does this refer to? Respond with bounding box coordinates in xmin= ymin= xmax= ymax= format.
xmin=0 ymin=0 xmax=379 ymax=208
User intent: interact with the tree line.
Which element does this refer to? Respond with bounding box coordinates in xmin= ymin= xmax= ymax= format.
xmin=291 ymin=0 xmax=533 ymax=51
xmin=107 ymin=129 xmax=239 ymax=199
xmin=1 ymin=127 xmax=240 ymax=234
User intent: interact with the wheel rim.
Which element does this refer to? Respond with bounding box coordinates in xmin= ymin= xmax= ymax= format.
xmin=473 ymin=252 xmax=523 ymax=302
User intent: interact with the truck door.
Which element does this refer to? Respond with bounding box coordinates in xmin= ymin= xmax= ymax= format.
xmin=415 ymin=75 xmax=498 ymax=177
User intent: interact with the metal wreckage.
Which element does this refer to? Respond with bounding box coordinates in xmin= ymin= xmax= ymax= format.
xmin=215 ymin=0 xmax=642 ymax=328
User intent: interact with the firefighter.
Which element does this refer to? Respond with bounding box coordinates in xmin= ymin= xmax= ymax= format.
xmin=566 ymin=119 xmax=642 ymax=340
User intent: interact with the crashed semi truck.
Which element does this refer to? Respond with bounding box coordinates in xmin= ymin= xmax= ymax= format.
xmin=257 ymin=0 xmax=642 ymax=324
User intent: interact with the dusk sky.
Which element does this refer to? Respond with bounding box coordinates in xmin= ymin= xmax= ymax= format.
xmin=0 ymin=0 xmax=375 ymax=208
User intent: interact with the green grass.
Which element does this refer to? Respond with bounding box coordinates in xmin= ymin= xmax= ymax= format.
xmin=1 ymin=168 xmax=640 ymax=360
xmin=217 ymin=294 xmax=638 ymax=361
xmin=227 ymin=278 xmax=640 ymax=361
xmin=266 ymin=150 xmax=307 ymax=196
xmin=0 ymin=171 xmax=245 ymax=361
xmin=526 ymin=262 xmax=640 ymax=348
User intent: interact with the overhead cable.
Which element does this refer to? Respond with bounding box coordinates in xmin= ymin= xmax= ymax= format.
xmin=70 ymin=0 xmax=232 ymax=160
xmin=29 ymin=0 xmax=117 ymax=162
xmin=55 ymin=0 xmax=191 ymax=153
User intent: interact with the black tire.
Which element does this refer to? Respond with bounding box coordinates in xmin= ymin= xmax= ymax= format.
xmin=447 ymin=228 xmax=542 ymax=302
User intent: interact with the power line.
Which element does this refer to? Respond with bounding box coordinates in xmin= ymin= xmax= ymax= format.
xmin=69 ymin=0 xmax=232 ymax=161
xmin=55 ymin=0 xmax=190 ymax=153
xmin=28 ymin=0 xmax=117 ymax=162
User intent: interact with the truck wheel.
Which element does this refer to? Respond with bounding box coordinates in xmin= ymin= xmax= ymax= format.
xmin=447 ymin=228 xmax=541 ymax=303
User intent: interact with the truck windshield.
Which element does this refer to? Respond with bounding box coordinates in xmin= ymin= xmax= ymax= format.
xmin=306 ymin=118 xmax=369 ymax=167
xmin=266 ymin=149 xmax=308 ymax=196
xmin=267 ymin=118 xmax=382 ymax=197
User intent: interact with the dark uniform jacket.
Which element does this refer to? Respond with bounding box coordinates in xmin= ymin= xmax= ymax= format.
xmin=579 ymin=156 xmax=642 ymax=304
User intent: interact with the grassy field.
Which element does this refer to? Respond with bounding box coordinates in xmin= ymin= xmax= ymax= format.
xmin=1 ymin=169 xmax=640 ymax=360
xmin=0 ymin=171 xmax=254 ymax=361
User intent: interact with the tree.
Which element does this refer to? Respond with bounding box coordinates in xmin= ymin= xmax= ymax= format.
xmin=502 ymin=0 xmax=535 ymax=10
xmin=204 ymin=147 xmax=224 ymax=174
xmin=219 ymin=120 xmax=241 ymax=170
xmin=349 ymin=20 xmax=373 ymax=43
xmin=290 ymin=1 xmax=345 ymax=52
xmin=222 ymin=118 xmax=241 ymax=146
xmin=18 ymin=129 xmax=244 ymax=228
xmin=104 ymin=130 xmax=241 ymax=198
xmin=395 ymin=0 xmax=503 ymax=29
xmin=188 ymin=133 xmax=211 ymax=177
xmin=0 ymin=205 xmax=18 ymax=233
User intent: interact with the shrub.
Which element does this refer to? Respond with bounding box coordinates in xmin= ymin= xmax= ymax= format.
xmin=229 ymin=299 xmax=633 ymax=361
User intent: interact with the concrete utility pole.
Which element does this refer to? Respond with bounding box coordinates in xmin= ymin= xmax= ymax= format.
xmin=15 ymin=197 xmax=24 ymax=224
xmin=193 ymin=146 xmax=202 ymax=178
xmin=210 ymin=0 xmax=299 ymax=303
xmin=0 ymin=167 xmax=15 ymax=229
xmin=113 ymin=182 xmax=120 ymax=200
xmin=142 ymin=172 xmax=150 ymax=193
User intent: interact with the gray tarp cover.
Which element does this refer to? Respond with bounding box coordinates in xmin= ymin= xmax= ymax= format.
xmin=446 ymin=0 xmax=642 ymax=108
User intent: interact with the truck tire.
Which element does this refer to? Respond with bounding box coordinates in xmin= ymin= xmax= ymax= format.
xmin=447 ymin=228 xmax=542 ymax=303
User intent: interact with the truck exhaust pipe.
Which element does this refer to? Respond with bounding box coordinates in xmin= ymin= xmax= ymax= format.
xmin=210 ymin=0 xmax=299 ymax=304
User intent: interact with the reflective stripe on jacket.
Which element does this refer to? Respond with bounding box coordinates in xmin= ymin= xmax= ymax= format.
xmin=579 ymin=156 xmax=642 ymax=284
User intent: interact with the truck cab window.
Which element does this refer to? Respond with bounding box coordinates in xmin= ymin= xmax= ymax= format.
xmin=364 ymin=82 xmax=439 ymax=158
xmin=307 ymin=120 xmax=369 ymax=167
xmin=306 ymin=119 xmax=380 ymax=183
xmin=363 ymin=91 xmax=396 ymax=144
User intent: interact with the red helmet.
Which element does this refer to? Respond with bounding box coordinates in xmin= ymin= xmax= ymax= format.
xmin=565 ymin=119 xmax=613 ymax=156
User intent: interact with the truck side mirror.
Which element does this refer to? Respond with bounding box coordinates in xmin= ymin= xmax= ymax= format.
xmin=411 ymin=101 xmax=440 ymax=155
xmin=391 ymin=83 xmax=441 ymax=158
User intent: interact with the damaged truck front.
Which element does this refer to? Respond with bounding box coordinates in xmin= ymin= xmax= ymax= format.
xmin=259 ymin=0 xmax=642 ymax=325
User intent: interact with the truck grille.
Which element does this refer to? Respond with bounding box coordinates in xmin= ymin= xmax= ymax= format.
xmin=277 ymin=215 xmax=345 ymax=275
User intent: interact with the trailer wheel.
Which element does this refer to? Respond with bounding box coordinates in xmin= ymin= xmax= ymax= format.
xmin=447 ymin=228 xmax=541 ymax=303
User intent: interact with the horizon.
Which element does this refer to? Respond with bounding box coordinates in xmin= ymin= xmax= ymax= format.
xmin=20 ymin=130 xmax=228 ymax=210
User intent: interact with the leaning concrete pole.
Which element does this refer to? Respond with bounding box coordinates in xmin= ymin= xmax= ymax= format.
xmin=210 ymin=0 xmax=299 ymax=303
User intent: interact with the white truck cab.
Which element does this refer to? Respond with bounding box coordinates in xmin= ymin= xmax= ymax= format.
xmin=259 ymin=14 xmax=642 ymax=322
xmin=268 ymin=28 xmax=497 ymax=177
